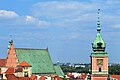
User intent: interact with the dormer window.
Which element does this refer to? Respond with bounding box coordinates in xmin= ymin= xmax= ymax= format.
xmin=97 ymin=42 xmax=102 ymax=49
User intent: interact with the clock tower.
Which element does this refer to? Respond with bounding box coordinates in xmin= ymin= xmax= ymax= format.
xmin=90 ymin=9 xmax=108 ymax=80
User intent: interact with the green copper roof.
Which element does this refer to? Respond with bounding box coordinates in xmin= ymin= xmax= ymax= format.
xmin=92 ymin=9 xmax=106 ymax=51
xmin=54 ymin=65 xmax=65 ymax=77
xmin=15 ymin=48 xmax=55 ymax=74
xmin=91 ymin=52 xmax=108 ymax=57
xmin=92 ymin=32 xmax=106 ymax=48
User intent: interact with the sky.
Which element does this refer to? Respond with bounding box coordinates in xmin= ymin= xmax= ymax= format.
xmin=0 ymin=0 xmax=120 ymax=63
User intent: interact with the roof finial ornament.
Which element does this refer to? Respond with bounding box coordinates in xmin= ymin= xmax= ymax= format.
xmin=97 ymin=9 xmax=101 ymax=33
xmin=9 ymin=35 xmax=13 ymax=44
xmin=8 ymin=35 xmax=13 ymax=49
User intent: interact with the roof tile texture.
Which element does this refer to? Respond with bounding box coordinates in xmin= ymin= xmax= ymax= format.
xmin=15 ymin=48 xmax=55 ymax=74
xmin=6 ymin=44 xmax=18 ymax=67
xmin=111 ymin=75 xmax=120 ymax=80
xmin=17 ymin=61 xmax=31 ymax=67
xmin=0 ymin=59 xmax=6 ymax=67
xmin=5 ymin=68 xmax=15 ymax=74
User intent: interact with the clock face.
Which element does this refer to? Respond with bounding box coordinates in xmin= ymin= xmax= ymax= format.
xmin=97 ymin=59 xmax=103 ymax=65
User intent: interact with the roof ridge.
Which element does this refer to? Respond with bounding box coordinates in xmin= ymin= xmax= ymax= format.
xmin=15 ymin=48 xmax=47 ymax=50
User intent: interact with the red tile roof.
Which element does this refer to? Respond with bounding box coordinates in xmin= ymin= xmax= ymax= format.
xmin=111 ymin=75 xmax=120 ymax=80
xmin=0 ymin=59 xmax=6 ymax=67
xmin=17 ymin=61 xmax=31 ymax=67
xmin=30 ymin=75 xmax=37 ymax=80
xmin=18 ymin=77 xmax=31 ymax=80
xmin=67 ymin=73 xmax=73 ymax=77
xmin=6 ymin=74 xmax=31 ymax=80
xmin=39 ymin=76 xmax=47 ymax=80
xmin=81 ymin=73 xmax=87 ymax=79
xmin=5 ymin=74 xmax=18 ymax=80
xmin=5 ymin=68 xmax=15 ymax=74
xmin=54 ymin=76 xmax=63 ymax=80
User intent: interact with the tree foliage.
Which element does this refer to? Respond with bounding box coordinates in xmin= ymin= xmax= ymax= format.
xmin=61 ymin=65 xmax=90 ymax=74
xmin=109 ymin=64 xmax=120 ymax=75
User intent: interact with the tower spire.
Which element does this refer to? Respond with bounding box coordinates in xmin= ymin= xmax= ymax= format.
xmin=9 ymin=35 xmax=13 ymax=44
xmin=8 ymin=35 xmax=13 ymax=49
xmin=97 ymin=9 xmax=101 ymax=33
xmin=92 ymin=9 xmax=106 ymax=52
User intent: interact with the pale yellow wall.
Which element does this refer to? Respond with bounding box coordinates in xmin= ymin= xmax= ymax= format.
xmin=22 ymin=67 xmax=32 ymax=77
xmin=1 ymin=67 xmax=7 ymax=79
xmin=15 ymin=66 xmax=32 ymax=77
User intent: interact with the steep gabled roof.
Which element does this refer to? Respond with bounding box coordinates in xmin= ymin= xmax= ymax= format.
xmin=17 ymin=61 xmax=31 ymax=67
xmin=0 ymin=59 xmax=6 ymax=67
xmin=30 ymin=75 xmax=37 ymax=80
xmin=5 ymin=68 xmax=15 ymax=74
xmin=54 ymin=65 xmax=64 ymax=77
xmin=15 ymin=48 xmax=55 ymax=74
xmin=6 ymin=43 xmax=18 ymax=67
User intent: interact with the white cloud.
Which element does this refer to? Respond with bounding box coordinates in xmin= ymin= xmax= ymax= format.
xmin=31 ymin=0 xmax=120 ymax=26
xmin=0 ymin=10 xmax=50 ymax=28
xmin=29 ymin=0 xmax=120 ymax=44
xmin=26 ymin=16 xmax=35 ymax=22
xmin=25 ymin=15 xmax=50 ymax=27
xmin=0 ymin=10 xmax=19 ymax=18
xmin=32 ymin=1 xmax=100 ymax=19
xmin=31 ymin=0 xmax=120 ymax=29
xmin=32 ymin=1 xmax=100 ymax=29
xmin=111 ymin=24 xmax=120 ymax=28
